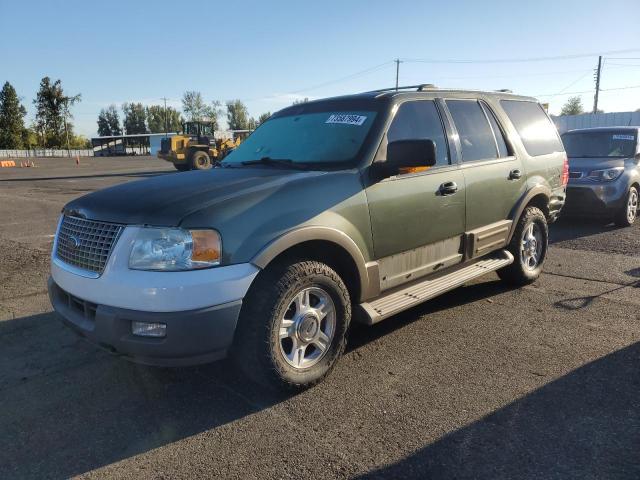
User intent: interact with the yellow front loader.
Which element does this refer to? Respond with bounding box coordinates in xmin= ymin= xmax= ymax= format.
xmin=157 ymin=121 xmax=242 ymax=171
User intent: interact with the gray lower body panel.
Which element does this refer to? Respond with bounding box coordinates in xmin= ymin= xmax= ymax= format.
xmin=48 ymin=277 xmax=241 ymax=366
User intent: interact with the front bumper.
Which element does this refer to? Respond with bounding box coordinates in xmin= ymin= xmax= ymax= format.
xmin=49 ymin=223 xmax=260 ymax=366
xmin=49 ymin=278 xmax=241 ymax=366
xmin=563 ymin=182 xmax=628 ymax=217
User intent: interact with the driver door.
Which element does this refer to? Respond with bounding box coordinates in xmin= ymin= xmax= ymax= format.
xmin=365 ymin=100 xmax=466 ymax=291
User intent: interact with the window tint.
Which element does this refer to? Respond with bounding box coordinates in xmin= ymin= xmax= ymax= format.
xmin=446 ymin=100 xmax=498 ymax=162
xmin=387 ymin=100 xmax=449 ymax=166
xmin=481 ymin=102 xmax=509 ymax=157
xmin=501 ymin=100 xmax=563 ymax=156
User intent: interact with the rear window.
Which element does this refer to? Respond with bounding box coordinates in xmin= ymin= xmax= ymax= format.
xmin=500 ymin=100 xmax=563 ymax=156
xmin=561 ymin=130 xmax=638 ymax=158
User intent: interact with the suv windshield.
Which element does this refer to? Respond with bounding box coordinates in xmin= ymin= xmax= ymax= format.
xmin=562 ymin=130 xmax=638 ymax=158
xmin=222 ymin=110 xmax=377 ymax=167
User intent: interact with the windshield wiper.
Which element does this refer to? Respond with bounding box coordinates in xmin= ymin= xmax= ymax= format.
xmin=241 ymin=157 xmax=309 ymax=170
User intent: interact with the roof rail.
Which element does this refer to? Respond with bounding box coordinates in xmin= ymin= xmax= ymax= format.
xmin=364 ymin=84 xmax=439 ymax=94
xmin=495 ymin=89 xmax=513 ymax=93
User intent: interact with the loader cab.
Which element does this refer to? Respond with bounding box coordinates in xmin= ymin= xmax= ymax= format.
xmin=183 ymin=121 xmax=214 ymax=146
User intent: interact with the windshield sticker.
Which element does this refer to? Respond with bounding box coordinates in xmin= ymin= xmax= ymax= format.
xmin=612 ymin=134 xmax=635 ymax=141
xmin=325 ymin=114 xmax=367 ymax=126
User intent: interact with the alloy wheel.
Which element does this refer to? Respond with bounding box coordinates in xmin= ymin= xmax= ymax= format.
xmin=278 ymin=287 xmax=336 ymax=369
xmin=521 ymin=222 xmax=543 ymax=270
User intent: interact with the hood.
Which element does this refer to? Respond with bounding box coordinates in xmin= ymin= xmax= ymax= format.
xmin=63 ymin=167 xmax=329 ymax=226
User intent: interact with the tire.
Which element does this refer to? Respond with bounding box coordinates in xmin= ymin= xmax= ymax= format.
xmin=173 ymin=163 xmax=189 ymax=172
xmin=189 ymin=150 xmax=212 ymax=170
xmin=497 ymin=206 xmax=548 ymax=286
xmin=614 ymin=186 xmax=638 ymax=227
xmin=232 ymin=260 xmax=351 ymax=390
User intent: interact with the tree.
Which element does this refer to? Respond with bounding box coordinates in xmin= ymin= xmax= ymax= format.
xmin=0 ymin=81 xmax=27 ymax=149
xmin=226 ymin=99 xmax=253 ymax=130
xmin=182 ymin=91 xmax=208 ymax=121
xmin=292 ymin=97 xmax=309 ymax=105
xmin=97 ymin=105 xmax=121 ymax=136
xmin=122 ymin=102 xmax=147 ymax=134
xmin=33 ymin=77 xmax=80 ymax=148
xmin=181 ymin=92 xmax=222 ymax=129
xmin=257 ymin=112 xmax=271 ymax=126
xmin=21 ymin=126 xmax=38 ymax=149
xmin=147 ymin=105 xmax=183 ymax=133
xmin=560 ymin=96 xmax=584 ymax=116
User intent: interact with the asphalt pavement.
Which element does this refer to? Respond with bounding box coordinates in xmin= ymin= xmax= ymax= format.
xmin=0 ymin=157 xmax=638 ymax=479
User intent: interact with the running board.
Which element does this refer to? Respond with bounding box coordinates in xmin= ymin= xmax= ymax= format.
xmin=359 ymin=249 xmax=514 ymax=325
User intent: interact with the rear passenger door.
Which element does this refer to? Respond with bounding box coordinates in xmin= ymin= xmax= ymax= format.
xmin=445 ymin=99 xmax=526 ymax=236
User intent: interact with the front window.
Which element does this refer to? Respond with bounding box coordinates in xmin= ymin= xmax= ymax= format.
xmin=562 ymin=131 xmax=638 ymax=158
xmin=222 ymin=110 xmax=377 ymax=167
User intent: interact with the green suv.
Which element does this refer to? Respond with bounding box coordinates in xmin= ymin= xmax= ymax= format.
xmin=49 ymin=86 xmax=567 ymax=389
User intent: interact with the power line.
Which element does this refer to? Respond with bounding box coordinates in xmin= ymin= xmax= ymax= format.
xmin=288 ymin=61 xmax=394 ymax=94
xmin=534 ymin=84 xmax=640 ymax=97
xmin=402 ymin=48 xmax=640 ymax=64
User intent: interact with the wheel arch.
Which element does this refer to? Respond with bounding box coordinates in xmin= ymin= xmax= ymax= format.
xmin=251 ymin=227 xmax=376 ymax=303
xmin=507 ymin=186 xmax=551 ymax=242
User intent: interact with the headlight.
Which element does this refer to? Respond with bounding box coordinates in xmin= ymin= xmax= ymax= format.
xmin=587 ymin=167 xmax=624 ymax=182
xmin=129 ymin=228 xmax=221 ymax=271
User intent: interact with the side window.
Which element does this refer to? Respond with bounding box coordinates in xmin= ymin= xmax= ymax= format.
xmin=500 ymin=100 xmax=563 ymax=156
xmin=387 ymin=100 xmax=449 ymax=167
xmin=446 ymin=100 xmax=498 ymax=162
xmin=481 ymin=102 xmax=510 ymax=158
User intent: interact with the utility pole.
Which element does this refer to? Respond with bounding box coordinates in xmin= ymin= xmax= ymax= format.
xmin=395 ymin=58 xmax=402 ymax=91
xmin=593 ymin=55 xmax=602 ymax=114
xmin=161 ymin=97 xmax=169 ymax=137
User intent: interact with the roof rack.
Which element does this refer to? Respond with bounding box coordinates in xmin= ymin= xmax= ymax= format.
xmin=364 ymin=84 xmax=438 ymax=94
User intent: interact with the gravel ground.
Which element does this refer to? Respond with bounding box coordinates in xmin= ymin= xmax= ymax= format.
xmin=0 ymin=157 xmax=638 ymax=479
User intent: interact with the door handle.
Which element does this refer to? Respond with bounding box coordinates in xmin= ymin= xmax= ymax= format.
xmin=509 ymin=169 xmax=522 ymax=180
xmin=439 ymin=181 xmax=458 ymax=195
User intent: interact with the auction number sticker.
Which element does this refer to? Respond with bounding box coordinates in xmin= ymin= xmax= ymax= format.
xmin=326 ymin=114 xmax=368 ymax=126
xmin=612 ymin=134 xmax=635 ymax=141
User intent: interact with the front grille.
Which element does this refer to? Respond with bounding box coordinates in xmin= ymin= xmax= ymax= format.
xmin=55 ymin=216 xmax=124 ymax=274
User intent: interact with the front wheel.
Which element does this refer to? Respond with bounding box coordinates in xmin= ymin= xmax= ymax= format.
xmin=189 ymin=151 xmax=212 ymax=170
xmin=498 ymin=206 xmax=548 ymax=286
xmin=232 ymin=260 xmax=351 ymax=390
xmin=614 ymin=186 xmax=638 ymax=227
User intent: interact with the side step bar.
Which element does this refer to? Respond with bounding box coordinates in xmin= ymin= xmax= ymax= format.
xmin=359 ymin=249 xmax=514 ymax=325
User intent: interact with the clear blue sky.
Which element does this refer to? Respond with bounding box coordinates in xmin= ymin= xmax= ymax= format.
xmin=1 ymin=0 xmax=639 ymax=137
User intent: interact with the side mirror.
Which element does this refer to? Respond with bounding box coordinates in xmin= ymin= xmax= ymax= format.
xmin=372 ymin=139 xmax=437 ymax=179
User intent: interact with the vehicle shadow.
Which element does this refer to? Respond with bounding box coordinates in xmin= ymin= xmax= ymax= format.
xmin=549 ymin=216 xmax=619 ymax=245
xmin=349 ymin=278 xmax=517 ymax=352
xmin=0 ymin=278 xmax=516 ymax=479
xmin=356 ymin=340 xmax=640 ymax=479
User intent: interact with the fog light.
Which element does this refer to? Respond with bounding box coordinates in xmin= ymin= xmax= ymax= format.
xmin=131 ymin=321 xmax=167 ymax=338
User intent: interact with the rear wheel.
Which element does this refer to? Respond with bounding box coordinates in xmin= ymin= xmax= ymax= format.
xmin=173 ymin=163 xmax=189 ymax=172
xmin=498 ymin=206 xmax=548 ymax=286
xmin=189 ymin=151 xmax=212 ymax=170
xmin=232 ymin=260 xmax=351 ymax=390
xmin=614 ymin=186 xmax=638 ymax=227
